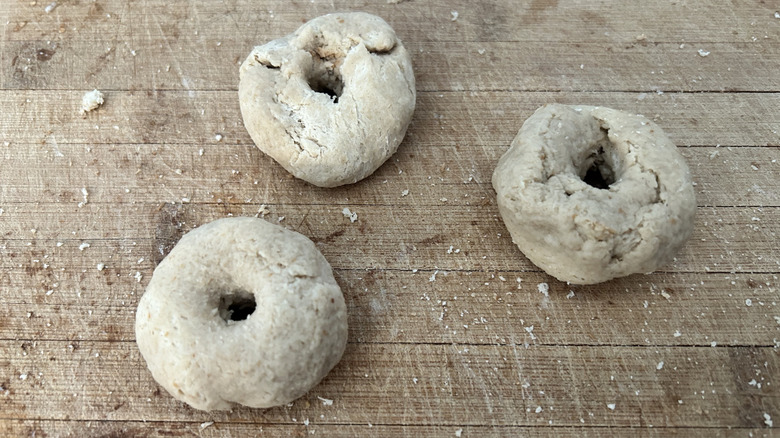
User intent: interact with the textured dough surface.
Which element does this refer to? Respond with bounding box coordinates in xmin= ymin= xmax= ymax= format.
xmin=492 ymin=104 xmax=696 ymax=284
xmin=135 ymin=217 xmax=348 ymax=411
xmin=239 ymin=12 xmax=416 ymax=187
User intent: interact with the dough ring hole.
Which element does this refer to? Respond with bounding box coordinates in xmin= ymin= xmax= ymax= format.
xmin=218 ymin=290 xmax=257 ymax=322
xmin=307 ymin=60 xmax=344 ymax=103
xmin=580 ymin=129 xmax=620 ymax=190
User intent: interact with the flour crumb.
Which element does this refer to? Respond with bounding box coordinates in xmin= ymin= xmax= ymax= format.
xmin=256 ymin=204 xmax=270 ymax=217
xmin=775 ymin=11 xmax=780 ymax=19
xmin=607 ymin=403 xmax=616 ymax=410
xmin=450 ymin=10 xmax=459 ymax=21
xmin=317 ymin=396 xmax=334 ymax=406
xmin=342 ymin=207 xmax=358 ymax=223
xmin=199 ymin=421 xmax=214 ymax=430
xmin=697 ymin=49 xmax=710 ymax=57
xmin=537 ymin=282 xmax=549 ymax=297
xmin=566 ymin=291 xmax=575 ymax=299
xmin=764 ymin=413 xmax=773 ymax=427
xmin=429 ymin=270 xmax=439 ymax=282
xmin=215 ymin=134 xmax=223 ymax=142
xmin=535 ymin=406 xmax=543 ymax=413
xmin=78 ymin=242 xmax=90 ymax=251
xmin=660 ymin=290 xmax=671 ymax=300
xmin=134 ymin=271 xmax=143 ymax=283
xmin=673 ymin=330 xmax=682 ymax=337
xmin=96 ymin=263 xmax=105 ymax=271
xmin=78 ymin=187 xmax=89 ymax=207
xmin=44 ymin=2 xmax=57 ymax=13
xmin=0 ymin=208 xmax=4 ymax=216
xmin=524 ymin=325 xmax=536 ymax=340
xmin=455 ymin=429 xmax=463 ymax=437
xmin=745 ymin=298 xmax=753 ymax=307
xmin=19 ymin=373 xmax=28 ymax=381
xmin=80 ymin=89 xmax=104 ymax=115
xmin=401 ymin=189 xmax=409 ymax=197
xmin=657 ymin=361 xmax=664 ymax=370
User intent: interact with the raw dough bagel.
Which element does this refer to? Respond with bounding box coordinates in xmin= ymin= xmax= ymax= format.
xmin=239 ymin=12 xmax=416 ymax=187
xmin=135 ymin=217 xmax=348 ymax=411
xmin=492 ymin=104 xmax=696 ymax=284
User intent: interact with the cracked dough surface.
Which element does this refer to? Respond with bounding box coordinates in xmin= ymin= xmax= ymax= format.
xmin=135 ymin=217 xmax=348 ymax=411
xmin=239 ymin=12 xmax=416 ymax=187
xmin=492 ymin=104 xmax=696 ymax=284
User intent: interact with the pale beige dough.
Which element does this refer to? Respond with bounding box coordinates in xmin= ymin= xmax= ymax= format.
xmin=135 ymin=217 xmax=348 ymax=411
xmin=239 ymin=12 xmax=416 ymax=187
xmin=492 ymin=104 xmax=696 ymax=284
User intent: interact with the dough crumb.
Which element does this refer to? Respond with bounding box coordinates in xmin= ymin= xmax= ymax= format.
xmin=764 ymin=413 xmax=773 ymax=427
xmin=537 ymin=283 xmax=549 ymax=297
xmin=455 ymin=428 xmax=463 ymax=437
xmin=656 ymin=361 xmax=664 ymax=370
xmin=566 ymin=291 xmax=575 ymax=299
xmin=775 ymin=11 xmax=780 ymax=19
xmin=97 ymin=263 xmax=105 ymax=271
xmin=78 ymin=242 xmax=90 ymax=251
xmin=342 ymin=207 xmax=358 ymax=223
xmin=317 ymin=396 xmax=334 ymax=406
xmin=401 ymin=189 xmax=409 ymax=197
xmin=607 ymin=403 xmax=616 ymax=410
xmin=78 ymin=187 xmax=89 ymax=207
xmin=450 ymin=11 xmax=459 ymax=21
xmin=697 ymin=49 xmax=710 ymax=57
xmin=199 ymin=421 xmax=214 ymax=430
xmin=80 ymin=89 xmax=104 ymax=115
xmin=44 ymin=2 xmax=57 ymax=13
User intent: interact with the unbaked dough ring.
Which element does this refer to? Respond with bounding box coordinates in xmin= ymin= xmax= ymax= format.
xmin=135 ymin=217 xmax=348 ymax=411
xmin=492 ymin=104 xmax=696 ymax=284
xmin=239 ymin=12 xmax=416 ymax=187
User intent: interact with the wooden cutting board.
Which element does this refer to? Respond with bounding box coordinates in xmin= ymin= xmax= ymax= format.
xmin=1 ymin=1 xmax=778 ymax=436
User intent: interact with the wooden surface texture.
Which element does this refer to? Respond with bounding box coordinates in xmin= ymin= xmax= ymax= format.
xmin=1 ymin=0 xmax=779 ymax=436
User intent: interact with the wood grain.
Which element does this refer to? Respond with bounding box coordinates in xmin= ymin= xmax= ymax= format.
xmin=1 ymin=0 xmax=779 ymax=437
